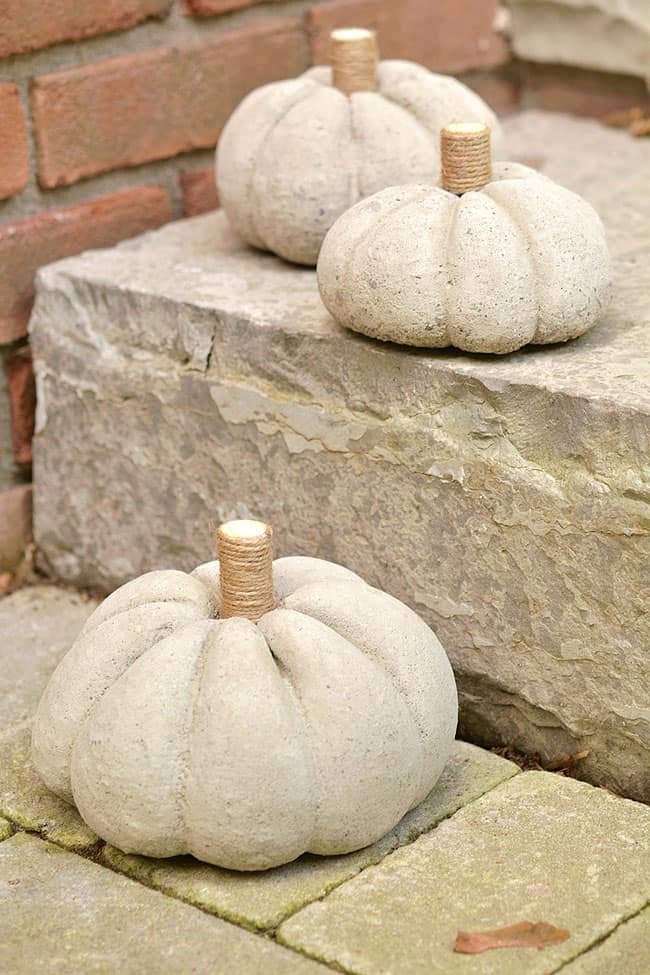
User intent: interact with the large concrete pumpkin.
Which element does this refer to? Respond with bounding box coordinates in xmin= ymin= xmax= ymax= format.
xmin=216 ymin=28 xmax=501 ymax=266
xmin=32 ymin=520 xmax=458 ymax=871
xmin=317 ymin=122 xmax=612 ymax=354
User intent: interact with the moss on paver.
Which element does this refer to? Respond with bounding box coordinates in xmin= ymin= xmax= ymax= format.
xmin=0 ymin=833 xmax=329 ymax=974
xmin=103 ymin=742 xmax=518 ymax=931
xmin=562 ymin=907 xmax=650 ymax=975
xmin=0 ymin=727 xmax=98 ymax=852
xmin=278 ymin=772 xmax=650 ymax=975
xmin=0 ymin=818 xmax=13 ymax=842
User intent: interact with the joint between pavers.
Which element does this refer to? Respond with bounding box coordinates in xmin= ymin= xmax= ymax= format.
xmin=549 ymin=899 xmax=650 ymax=973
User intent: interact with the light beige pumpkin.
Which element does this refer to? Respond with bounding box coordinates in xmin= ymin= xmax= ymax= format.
xmin=216 ymin=30 xmax=502 ymax=266
xmin=32 ymin=521 xmax=458 ymax=871
xmin=317 ymin=123 xmax=612 ymax=354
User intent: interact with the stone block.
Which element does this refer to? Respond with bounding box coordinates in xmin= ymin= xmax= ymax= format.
xmin=102 ymin=742 xmax=517 ymax=930
xmin=30 ymin=112 xmax=650 ymax=800
xmin=509 ymin=0 xmax=650 ymax=87
xmin=0 ymin=585 xmax=96 ymax=733
xmin=278 ymin=772 xmax=650 ymax=974
xmin=0 ymin=832 xmax=329 ymax=974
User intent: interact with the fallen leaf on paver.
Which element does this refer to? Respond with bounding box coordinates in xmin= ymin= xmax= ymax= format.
xmin=601 ymin=107 xmax=650 ymax=137
xmin=454 ymin=921 xmax=570 ymax=954
xmin=7 ymin=879 xmax=20 ymax=886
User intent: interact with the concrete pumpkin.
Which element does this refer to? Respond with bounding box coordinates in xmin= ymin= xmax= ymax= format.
xmin=32 ymin=520 xmax=458 ymax=871
xmin=317 ymin=122 xmax=612 ymax=354
xmin=216 ymin=28 xmax=501 ymax=266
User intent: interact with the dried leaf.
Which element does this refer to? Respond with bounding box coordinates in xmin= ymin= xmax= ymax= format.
xmin=545 ymin=749 xmax=590 ymax=772
xmin=630 ymin=118 xmax=650 ymax=137
xmin=454 ymin=920 xmax=570 ymax=954
xmin=601 ymin=106 xmax=645 ymax=128
xmin=0 ymin=572 xmax=15 ymax=597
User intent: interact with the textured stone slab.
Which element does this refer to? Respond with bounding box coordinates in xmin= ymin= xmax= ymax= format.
xmin=103 ymin=742 xmax=517 ymax=931
xmin=278 ymin=772 xmax=650 ymax=975
xmin=509 ymin=0 xmax=650 ymax=83
xmin=0 ymin=727 xmax=97 ymax=851
xmin=0 ymin=586 xmax=96 ymax=734
xmin=0 ymin=833 xmax=329 ymax=974
xmin=30 ymin=112 xmax=650 ymax=799
xmin=562 ymin=907 xmax=650 ymax=975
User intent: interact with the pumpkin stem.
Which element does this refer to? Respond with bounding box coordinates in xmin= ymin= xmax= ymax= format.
xmin=440 ymin=122 xmax=492 ymax=195
xmin=216 ymin=520 xmax=275 ymax=623
xmin=331 ymin=28 xmax=378 ymax=96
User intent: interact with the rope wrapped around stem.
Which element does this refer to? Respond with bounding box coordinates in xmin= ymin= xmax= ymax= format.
xmin=217 ymin=520 xmax=274 ymax=622
xmin=331 ymin=28 xmax=378 ymax=96
xmin=440 ymin=122 xmax=492 ymax=195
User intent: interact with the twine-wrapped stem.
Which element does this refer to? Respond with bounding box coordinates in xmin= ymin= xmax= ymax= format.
xmin=441 ymin=122 xmax=492 ymax=195
xmin=217 ymin=520 xmax=274 ymax=622
xmin=331 ymin=28 xmax=378 ymax=96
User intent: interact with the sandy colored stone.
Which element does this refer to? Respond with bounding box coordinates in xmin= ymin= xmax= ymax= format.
xmin=102 ymin=742 xmax=517 ymax=930
xmin=0 ymin=585 xmax=96 ymax=733
xmin=0 ymin=727 xmax=97 ymax=851
xmin=278 ymin=772 xmax=650 ymax=975
xmin=30 ymin=112 xmax=650 ymax=800
xmin=562 ymin=906 xmax=650 ymax=974
xmin=509 ymin=0 xmax=650 ymax=86
xmin=0 ymin=833 xmax=329 ymax=974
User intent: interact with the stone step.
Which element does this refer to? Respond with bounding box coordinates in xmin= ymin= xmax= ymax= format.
xmin=29 ymin=110 xmax=650 ymax=800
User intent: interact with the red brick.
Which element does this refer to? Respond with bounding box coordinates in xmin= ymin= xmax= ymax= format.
xmin=31 ymin=19 xmax=309 ymax=189
xmin=308 ymin=0 xmax=508 ymax=73
xmin=184 ymin=0 xmax=268 ymax=13
xmin=180 ymin=166 xmax=220 ymax=217
xmin=520 ymin=64 xmax=650 ymax=120
xmin=0 ymin=84 xmax=29 ymax=200
xmin=5 ymin=348 xmax=36 ymax=466
xmin=0 ymin=187 xmax=172 ymax=344
xmin=0 ymin=0 xmax=170 ymax=58
xmin=0 ymin=485 xmax=32 ymax=572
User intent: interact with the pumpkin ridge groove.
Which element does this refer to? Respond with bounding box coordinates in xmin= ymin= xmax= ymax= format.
xmin=441 ymin=193 xmax=462 ymax=346
xmin=249 ymin=83 xmax=326 ymax=250
xmin=282 ymin=592 xmax=429 ymax=807
xmin=378 ymin=88 xmax=440 ymax=165
xmin=176 ymin=621 xmax=215 ymax=850
xmin=483 ymin=183 xmax=541 ymax=339
xmin=261 ymin=611 xmax=320 ymax=849
xmin=342 ymin=189 xmax=433 ymax=327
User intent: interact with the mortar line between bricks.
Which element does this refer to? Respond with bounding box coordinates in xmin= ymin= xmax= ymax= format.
xmin=549 ymin=899 xmax=650 ymax=973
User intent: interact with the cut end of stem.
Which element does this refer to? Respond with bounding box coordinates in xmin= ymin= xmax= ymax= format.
xmin=331 ymin=27 xmax=378 ymax=96
xmin=440 ymin=122 xmax=492 ymax=195
xmin=216 ymin=519 xmax=274 ymax=623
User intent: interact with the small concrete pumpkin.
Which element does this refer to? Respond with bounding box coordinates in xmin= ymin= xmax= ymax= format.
xmin=32 ymin=520 xmax=458 ymax=871
xmin=216 ymin=28 xmax=501 ymax=266
xmin=317 ymin=122 xmax=612 ymax=354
